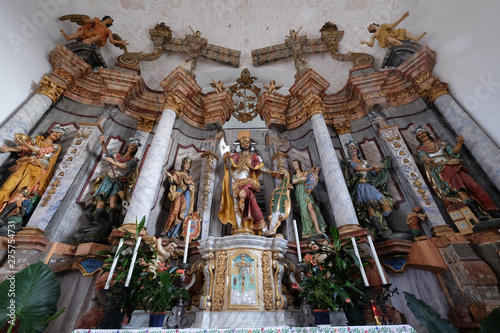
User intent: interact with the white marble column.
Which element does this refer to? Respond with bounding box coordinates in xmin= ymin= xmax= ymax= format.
xmin=26 ymin=124 xmax=104 ymax=230
xmin=123 ymin=108 xmax=177 ymax=226
xmin=310 ymin=113 xmax=359 ymax=227
xmin=434 ymin=94 xmax=500 ymax=191
xmin=0 ymin=76 xmax=66 ymax=166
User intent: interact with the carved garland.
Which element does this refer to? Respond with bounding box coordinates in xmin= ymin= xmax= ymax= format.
xmin=261 ymin=252 xmax=274 ymax=311
xmin=381 ymin=128 xmax=431 ymax=205
xmin=212 ymin=250 xmax=227 ymax=311
xmin=41 ymin=126 xmax=94 ymax=207
xmin=200 ymin=151 xmax=219 ymax=211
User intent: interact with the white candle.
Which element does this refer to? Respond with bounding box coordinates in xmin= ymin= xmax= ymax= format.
xmin=367 ymin=235 xmax=388 ymax=284
xmin=125 ymin=236 xmax=142 ymax=287
xmin=292 ymin=219 xmax=302 ymax=262
xmin=183 ymin=218 xmax=192 ymax=264
xmin=351 ymin=237 xmax=369 ymax=287
xmin=105 ymin=238 xmax=124 ymax=290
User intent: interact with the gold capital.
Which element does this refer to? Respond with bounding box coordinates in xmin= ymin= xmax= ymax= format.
xmin=37 ymin=75 xmax=67 ymax=103
xmin=163 ymin=92 xmax=184 ymax=114
xmin=333 ymin=120 xmax=351 ymax=135
xmin=302 ymin=92 xmax=325 ymax=118
xmin=419 ymin=79 xmax=449 ymax=103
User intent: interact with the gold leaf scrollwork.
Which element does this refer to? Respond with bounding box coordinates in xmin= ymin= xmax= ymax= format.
xmin=261 ymin=252 xmax=274 ymax=310
xmin=212 ymin=251 xmax=227 ymax=311
xmin=164 ymin=93 xmax=184 ymax=114
xmin=37 ymin=75 xmax=67 ymax=104
xmin=302 ymin=92 xmax=325 ymax=118
xmin=419 ymin=79 xmax=449 ymax=103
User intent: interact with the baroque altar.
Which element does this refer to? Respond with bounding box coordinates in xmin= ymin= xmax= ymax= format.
xmin=192 ymin=235 xmax=293 ymax=328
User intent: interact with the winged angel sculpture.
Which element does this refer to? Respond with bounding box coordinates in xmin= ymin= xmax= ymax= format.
xmin=60 ymin=15 xmax=129 ymax=49
xmin=59 ymin=15 xmax=129 ymax=68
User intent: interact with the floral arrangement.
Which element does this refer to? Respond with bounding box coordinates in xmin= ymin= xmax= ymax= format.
xmin=299 ymin=228 xmax=369 ymax=311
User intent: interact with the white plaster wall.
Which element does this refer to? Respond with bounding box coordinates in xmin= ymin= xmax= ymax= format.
xmin=401 ymin=0 xmax=500 ymax=147
xmin=0 ymin=0 xmax=91 ymax=128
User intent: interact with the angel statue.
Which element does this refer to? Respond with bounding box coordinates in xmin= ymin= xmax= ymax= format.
xmin=360 ymin=11 xmax=426 ymax=48
xmin=291 ymin=160 xmax=327 ymax=238
xmin=341 ymin=140 xmax=393 ymax=237
xmin=59 ymin=15 xmax=129 ymax=49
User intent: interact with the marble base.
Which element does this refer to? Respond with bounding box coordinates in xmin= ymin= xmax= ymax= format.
xmin=190 ymin=310 xmax=297 ymax=329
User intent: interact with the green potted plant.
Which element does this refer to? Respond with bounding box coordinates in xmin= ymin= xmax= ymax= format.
xmin=132 ymin=262 xmax=189 ymax=327
xmin=98 ymin=217 xmax=189 ymax=328
xmin=299 ymin=227 xmax=369 ymax=325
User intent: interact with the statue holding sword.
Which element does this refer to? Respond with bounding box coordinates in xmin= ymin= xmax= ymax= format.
xmin=219 ymin=135 xmax=278 ymax=235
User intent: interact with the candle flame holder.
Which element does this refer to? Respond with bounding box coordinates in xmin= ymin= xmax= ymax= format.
xmin=166 ymin=262 xmax=190 ymax=329
xmin=364 ymin=283 xmax=399 ymax=325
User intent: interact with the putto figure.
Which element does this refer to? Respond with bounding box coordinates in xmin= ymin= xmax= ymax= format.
xmin=219 ymin=136 xmax=276 ymax=234
xmin=161 ymin=156 xmax=195 ymax=238
xmin=343 ymin=140 xmax=393 ymax=236
xmin=359 ymin=11 xmax=426 ymax=48
xmin=413 ymin=125 xmax=500 ymax=220
xmin=60 ymin=15 xmax=129 ymax=49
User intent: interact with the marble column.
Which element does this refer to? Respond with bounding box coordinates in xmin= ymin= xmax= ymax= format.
xmin=377 ymin=125 xmax=447 ymax=227
xmin=123 ymin=94 xmax=182 ymax=227
xmin=0 ymin=76 xmax=66 ymax=166
xmin=421 ymin=79 xmax=500 ymax=191
xmin=304 ymin=94 xmax=359 ymax=228
xmin=26 ymin=122 xmax=104 ymax=231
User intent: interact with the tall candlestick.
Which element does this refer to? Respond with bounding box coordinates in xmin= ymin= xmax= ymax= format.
xmin=105 ymin=238 xmax=124 ymax=290
xmin=125 ymin=236 xmax=142 ymax=287
xmin=183 ymin=218 xmax=192 ymax=264
xmin=367 ymin=235 xmax=387 ymax=284
xmin=292 ymin=219 xmax=302 ymax=262
xmin=351 ymin=237 xmax=369 ymax=287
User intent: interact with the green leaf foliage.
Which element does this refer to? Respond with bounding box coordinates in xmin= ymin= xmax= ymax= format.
xmin=478 ymin=307 xmax=500 ymax=333
xmin=299 ymin=227 xmax=369 ymax=311
xmin=403 ymin=291 xmax=458 ymax=333
xmin=0 ymin=262 xmax=65 ymax=333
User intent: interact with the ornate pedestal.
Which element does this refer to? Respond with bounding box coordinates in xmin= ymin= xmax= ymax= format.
xmin=193 ymin=235 xmax=291 ymax=328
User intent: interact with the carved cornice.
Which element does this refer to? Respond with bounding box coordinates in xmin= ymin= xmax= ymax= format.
xmin=37 ymin=75 xmax=67 ymax=103
xmin=256 ymin=92 xmax=290 ymax=129
xmin=419 ymin=79 xmax=449 ymax=103
xmin=201 ymin=91 xmax=233 ymax=128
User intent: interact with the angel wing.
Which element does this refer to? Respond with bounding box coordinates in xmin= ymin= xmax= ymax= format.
xmin=59 ymin=14 xmax=90 ymax=26
xmin=111 ymin=33 xmax=128 ymax=52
